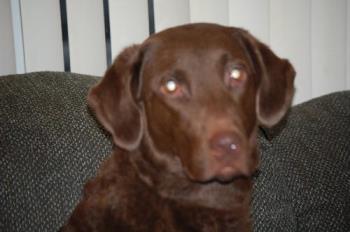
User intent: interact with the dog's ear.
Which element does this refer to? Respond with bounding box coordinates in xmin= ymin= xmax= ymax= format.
xmin=88 ymin=45 xmax=143 ymax=150
xmin=255 ymin=42 xmax=295 ymax=127
xmin=238 ymin=29 xmax=295 ymax=127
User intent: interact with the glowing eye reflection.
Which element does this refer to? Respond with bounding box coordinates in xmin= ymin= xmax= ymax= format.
xmin=165 ymin=79 xmax=177 ymax=92
xmin=230 ymin=144 xmax=237 ymax=150
xmin=230 ymin=68 xmax=242 ymax=80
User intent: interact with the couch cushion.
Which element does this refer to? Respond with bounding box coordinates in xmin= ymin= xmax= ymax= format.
xmin=0 ymin=72 xmax=113 ymax=231
xmin=252 ymin=91 xmax=350 ymax=231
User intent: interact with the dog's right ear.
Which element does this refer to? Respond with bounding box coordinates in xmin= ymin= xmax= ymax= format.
xmin=236 ymin=29 xmax=295 ymax=127
xmin=87 ymin=45 xmax=143 ymax=151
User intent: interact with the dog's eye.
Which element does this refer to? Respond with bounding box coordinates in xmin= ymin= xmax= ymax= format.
xmin=165 ymin=80 xmax=177 ymax=92
xmin=160 ymin=79 xmax=184 ymax=97
xmin=227 ymin=67 xmax=247 ymax=88
xmin=229 ymin=67 xmax=246 ymax=82
xmin=230 ymin=68 xmax=242 ymax=80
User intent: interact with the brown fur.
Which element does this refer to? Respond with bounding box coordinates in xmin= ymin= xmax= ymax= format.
xmin=61 ymin=23 xmax=295 ymax=232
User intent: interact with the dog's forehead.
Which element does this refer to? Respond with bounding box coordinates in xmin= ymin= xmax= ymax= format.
xmin=143 ymin=25 xmax=250 ymax=72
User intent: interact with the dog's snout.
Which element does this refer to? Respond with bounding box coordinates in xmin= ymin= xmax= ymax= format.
xmin=209 ymin=131 xmax=240 ymax=158
xmin=207 ymin=131 xmax=251 ymax=181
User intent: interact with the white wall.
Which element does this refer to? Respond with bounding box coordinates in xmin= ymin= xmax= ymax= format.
xmin=270 ymin=0 xmax=312 ymax=104
xmin=229 ymin=0 xmax=270 ymax=45
xmin=66 ymin=0 xmax=107 ymax=76
xmin=311 ymin=0 xmax=347 ymax=99
xmin=154 ymin=0 xmax=190 ymax=32
xmin=20 ymin=0 xmax=64 ymax=72
xmin=0 ymin=0 xmax=16 ymax=76
xmin=189 ymin=0 xmax=229 ymax=25
xmin=1 ymin=0 xmax=349 ymax=103
xmin=109 ymin=0 xmax=149 ymax=58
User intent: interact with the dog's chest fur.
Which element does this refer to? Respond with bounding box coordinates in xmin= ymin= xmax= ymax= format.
xmin=75 ymin=150 xmax=251 ymax=232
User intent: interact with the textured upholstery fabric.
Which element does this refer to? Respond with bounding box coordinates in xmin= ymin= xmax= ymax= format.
xmin=0 ymin=72 xmax=349 ymax=232
xmin=0 ymin=72 xmax=113 ymax=231
xmin=252 ymin=91 xmax=350 ymax=231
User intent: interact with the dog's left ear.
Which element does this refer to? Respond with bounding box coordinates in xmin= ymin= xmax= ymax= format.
xmin=87 ymin=45 xmax=144 ymax=151
xmin=238 ymin=29 xmax=295 ymax=127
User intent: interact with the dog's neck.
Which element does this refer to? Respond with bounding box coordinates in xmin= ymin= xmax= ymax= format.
xmin=128 ymin=134 xmax=253 ymax=211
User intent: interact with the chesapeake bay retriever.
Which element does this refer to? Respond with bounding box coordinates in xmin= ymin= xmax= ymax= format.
xmin=61 ymin=23 xmax=295 ymax=232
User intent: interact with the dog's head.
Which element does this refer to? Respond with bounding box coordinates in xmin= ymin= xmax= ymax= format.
xmin=88 ymin=23 xmax=295 ymax=183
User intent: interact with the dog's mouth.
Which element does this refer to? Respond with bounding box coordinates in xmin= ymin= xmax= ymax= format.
xmin=215 ymin=166 xmax=247 ymax=182
xmin=184 ymin=160 xmax=253 ymax=184
xmin=185 ymin=171 xmax=253 ymax=185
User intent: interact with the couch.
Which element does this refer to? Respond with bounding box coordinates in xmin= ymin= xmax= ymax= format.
xmin=0 ymin=72 xmax=349 ymax=231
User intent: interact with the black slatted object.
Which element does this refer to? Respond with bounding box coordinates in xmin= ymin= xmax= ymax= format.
xmin=148 ymin=0 xmax=155 ymax=35
xmin=103 ymin=0 xmax=112 ymax=67
xmin=59 ymin=0 xmax=71 ymax=72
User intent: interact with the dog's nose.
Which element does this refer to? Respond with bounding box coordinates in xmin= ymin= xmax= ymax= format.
xmin=209 ymin=131 xmax=240 ymax=158
xmin=207 ymin=131 xmax=251 ymax=181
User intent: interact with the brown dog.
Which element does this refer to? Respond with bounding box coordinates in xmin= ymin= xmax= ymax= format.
xmin=61 ymin=23 xmax=295 ymax=232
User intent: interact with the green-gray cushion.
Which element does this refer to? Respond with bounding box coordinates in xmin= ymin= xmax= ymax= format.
xmin=0 ymin=72 xmax=112 ymax=231
xmin=252 ymin=90 xmax=350 ymax=231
